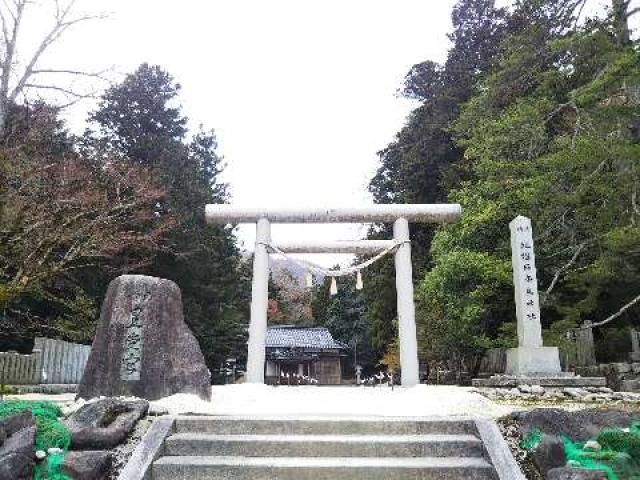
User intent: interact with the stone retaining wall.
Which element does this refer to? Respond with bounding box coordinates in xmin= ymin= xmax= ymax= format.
xmin=576 ymin=362 xmax=640 ymax=391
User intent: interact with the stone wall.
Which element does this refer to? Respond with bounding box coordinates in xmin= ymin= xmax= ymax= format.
xmin=576 ymin=362 xmax=640 ymax=392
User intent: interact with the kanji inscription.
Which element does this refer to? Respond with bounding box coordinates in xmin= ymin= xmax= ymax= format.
xmin=509 ymin=215 xmax=543 ymax=348
xmin=120 ymin=289 xmax=151 ymax=381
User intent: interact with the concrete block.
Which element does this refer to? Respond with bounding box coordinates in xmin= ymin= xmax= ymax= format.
xmin=610 ymin=363 xmax=631 ymax=374
xmin=164 ymin=433 xmax=483 ymax=458
xmin=118 ymin=416 xmax=174 ymax=480
xmin=174 ymin=416 xmax=477 ymax=436
xmin=620 ymin=380 xmax=640 ymax=392
xmin=152 ymin=456 xmax=497 ymax=480
xmin=505 ymin=347 xmax=561 ymax=375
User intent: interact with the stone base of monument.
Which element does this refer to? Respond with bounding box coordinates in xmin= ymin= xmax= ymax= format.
xmin=505 ymin=346 xmax=562 ymax=376
xmin=473 ymin=345 xmax=606 ymax=387
xmin=472 ymin=375 xmax=607 ymax=388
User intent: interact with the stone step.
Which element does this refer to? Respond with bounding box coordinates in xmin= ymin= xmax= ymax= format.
xmin=165 ymin=432 xmax=484 ymax=458
xmin=174 ymin=416 xmax=477 ymax=436
xmin=152 ymin=455 xmax=497 ymax=480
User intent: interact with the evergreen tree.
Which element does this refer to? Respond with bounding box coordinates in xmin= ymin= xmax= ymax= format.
xmin=365 ymin=0 xmax=507 ymax=360
xmin=418 ymin=0 xmax=640 ymax=369
xmin=312 ymin=275 xmax=377 ymax=375
xmin=86 ymin=63 xmax=249 ymax=380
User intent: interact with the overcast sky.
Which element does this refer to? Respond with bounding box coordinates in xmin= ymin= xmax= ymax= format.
xmin=25 ymin=0 xmax=618 ymax=266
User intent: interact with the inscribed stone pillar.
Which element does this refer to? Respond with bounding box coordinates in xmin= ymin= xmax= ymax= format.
xmin=505 ymin=216 xmax=561 ymax=375
xmin=570 ymin=321 xmax=596 ymax=367
xmin=630 ymin=330 xmax=640 ymax=362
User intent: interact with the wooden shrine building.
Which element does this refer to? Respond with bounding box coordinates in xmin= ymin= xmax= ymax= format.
xmin=265 ymin=326 xmax=346 ymax=385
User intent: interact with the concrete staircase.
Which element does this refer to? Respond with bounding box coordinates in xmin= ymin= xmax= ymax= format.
xmin=152 ymin=416 xmax=512 ymax=479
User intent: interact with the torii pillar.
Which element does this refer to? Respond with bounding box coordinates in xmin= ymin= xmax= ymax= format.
xmin=205 ymin=204 xmax=462 ymax=386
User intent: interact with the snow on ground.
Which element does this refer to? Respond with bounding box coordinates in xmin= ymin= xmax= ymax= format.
xmin=151 ymin=384 xmax=514 ymax=418
xmin=5 ymin=393 xmax=76 ymax=403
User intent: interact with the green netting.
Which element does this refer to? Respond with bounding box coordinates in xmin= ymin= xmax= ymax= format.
xmin=564 ymin=437 xmax=623 ymax=480
xmin=520 ymin=428 xmax=544 ymax=450
xmin=0 ymin=400 xmax=72 ymax=479
xmin=519 ymin=420 xmax=640 ymax=480
xmin=0 ymin=400 xmax=71 ymax=450
xmin=34 ymin=451 xmax=72 ymax=480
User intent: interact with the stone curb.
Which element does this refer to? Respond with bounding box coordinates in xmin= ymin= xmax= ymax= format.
xmin=475 ymin=417 xmax=526 ymax=480
xmin=118 ymin=415 xmax=175 ymax=480
xmin=7 ymin=384 xmax=78 ymax=394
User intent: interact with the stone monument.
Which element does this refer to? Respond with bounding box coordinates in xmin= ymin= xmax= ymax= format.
xmin=505 ymin=216 xmax=562 ymax=375
xmin=630 ymin=330 xmax=640 ymax=362
xmin=568 ymin=321 xmax=596 ymax=367
xmin=78 ymin=275 xmax=211 ymax=400
xmin=473 ymin=216 xmax=605 ymax=388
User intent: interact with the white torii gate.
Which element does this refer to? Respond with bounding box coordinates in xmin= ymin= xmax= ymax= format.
xmin=205 ymin=204 xmax=462 ymax=386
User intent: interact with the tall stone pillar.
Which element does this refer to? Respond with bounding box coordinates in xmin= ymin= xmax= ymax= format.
xmin=246 ymin=218 xmax=271 ymax=384
xmin=394 ymin=217 xmax=420 ymax=387
xmin=630 ymin=329 xmax=640 ymax=362
xmin=505 ymin=216 xmax=561 ymax=375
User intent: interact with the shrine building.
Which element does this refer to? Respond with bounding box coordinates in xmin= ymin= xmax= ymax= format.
xmin=265 ymin=326 xmax=346 ymax=385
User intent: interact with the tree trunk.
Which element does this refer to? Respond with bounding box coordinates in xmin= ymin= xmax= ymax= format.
xmin=0 ymin=100 xmax=6 ymax=137
xmin=612 ymin=0 xmax=631 ymax=46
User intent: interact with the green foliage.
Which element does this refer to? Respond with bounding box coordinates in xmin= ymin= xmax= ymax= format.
xmin=364 ymin=0 xmax=508 ymax=363
xmin=542 ymin=318 xmax=579 ymax=360
xmin=399 ymin=0 xmax=640 ymax=369
xmin=313 ymin=275 xmax=377 ymax=374
xmin=0 ymin=385 xmax=17 ymax=396
xmin=365 ymin=0 xmax=640 ymax=373
xmin=54 ymin=291 xmax=97 ymax=343
xmin=416 ymin=249 xmax=512 ymax=368
xmin=596 ymin=327 xmax=633 ymax=363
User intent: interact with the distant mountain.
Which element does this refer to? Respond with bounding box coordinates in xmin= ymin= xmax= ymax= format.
xmin=240 ymin=251 xmax=325 ymax=287
xmin=270 ymin=257 xmax=325 ymax=286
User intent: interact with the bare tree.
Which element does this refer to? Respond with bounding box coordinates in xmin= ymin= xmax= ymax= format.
xmin=0 ymin=0 xmax=105 ymax=133
xmin=0 ymin=142 xmax=176 ymax=306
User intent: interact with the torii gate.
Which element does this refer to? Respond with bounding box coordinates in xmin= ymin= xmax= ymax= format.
xmin=205 ymin=204 xmax=462 ymax=386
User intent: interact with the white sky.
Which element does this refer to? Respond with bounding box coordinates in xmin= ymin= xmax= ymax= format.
xmin=22 ymin=0 xmax=624 ymax=266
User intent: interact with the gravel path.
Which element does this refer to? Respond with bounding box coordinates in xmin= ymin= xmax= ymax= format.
xmin=151 ymin=384 xmax=515 ymax=418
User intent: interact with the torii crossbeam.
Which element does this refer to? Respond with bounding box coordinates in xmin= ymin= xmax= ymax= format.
xmin=206 ymin=204 xmax=462 ymax=386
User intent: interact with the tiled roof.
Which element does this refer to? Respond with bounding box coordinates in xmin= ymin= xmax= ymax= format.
xmin=266 ymin=326 xmax=346 ymax=349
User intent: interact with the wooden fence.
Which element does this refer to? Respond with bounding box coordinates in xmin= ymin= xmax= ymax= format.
xmin=478 ymin=348 xmax=507 ymax=375
xmin=0 ymin=338 xmax=91 ymax=385
xmin=35 ymin=338 xmax=91 ymax=384
xmin=0 ymin=351 xmax=41 ymax=385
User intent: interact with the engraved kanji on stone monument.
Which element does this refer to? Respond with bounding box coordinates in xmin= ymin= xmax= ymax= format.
xmin=120 ymin=290 xmax=151 ymax=381
xmin=510 ymin=215 xmax=543 ymax=348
